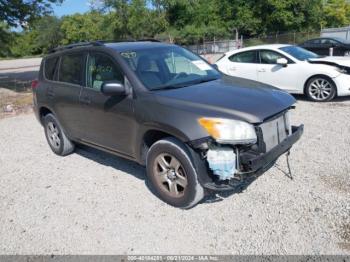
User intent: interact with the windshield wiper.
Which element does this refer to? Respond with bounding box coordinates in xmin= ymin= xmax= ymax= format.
xmin=192 ymin=77 xmax=219 ymax=85
xmin=150 ymin=84 xmax=188 ymax=91
xmin=150 ymin=77 xmax=219 ymax=91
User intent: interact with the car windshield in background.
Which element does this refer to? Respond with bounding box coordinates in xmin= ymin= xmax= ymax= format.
xmin=120 ymin=46 xmax=220 ymax=90
xmin=280 ymin=46 xmax=320 ymax=61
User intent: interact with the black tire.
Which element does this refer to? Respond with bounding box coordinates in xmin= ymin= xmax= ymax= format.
xmin=146 ymin=137 xmax=205 ymax=209
xmin=43 ymin=113 xmax=75 ymax=156
xmin=305 ymin=76 xmax=336 ymax=102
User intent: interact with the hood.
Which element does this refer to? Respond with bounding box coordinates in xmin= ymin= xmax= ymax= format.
xmin=154 ymin=75 xmax=296 ymax=124
xmin=308 ymin=56 xmax=350 ymax=67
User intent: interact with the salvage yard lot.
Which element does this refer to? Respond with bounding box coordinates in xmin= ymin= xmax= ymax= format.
xmin=0 ymin=97 xmax=349 ymax=255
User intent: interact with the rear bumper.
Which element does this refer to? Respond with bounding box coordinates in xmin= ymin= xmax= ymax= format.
xmin=204 ymin=125 xmax=304 ymax=191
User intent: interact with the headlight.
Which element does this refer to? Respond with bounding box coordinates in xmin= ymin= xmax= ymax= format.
xmin=198 ymin=117 xmax=257 ymax=144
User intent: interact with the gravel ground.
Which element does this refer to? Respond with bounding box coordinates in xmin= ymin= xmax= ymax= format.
xmin=0 ymin=97 xmax=349 ymax=255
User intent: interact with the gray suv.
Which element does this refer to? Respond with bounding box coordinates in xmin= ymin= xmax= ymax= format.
xmin=33 ymin=40 xmax=303 ymax=208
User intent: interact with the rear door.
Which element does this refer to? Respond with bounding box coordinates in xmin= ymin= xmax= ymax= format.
xmin=46 ymin=52 xmax=85 ymax=139
xmin=78 ymin=52 xmax=136 ymax=156
xmin=225 ymin=50 xmax=259 ymax=81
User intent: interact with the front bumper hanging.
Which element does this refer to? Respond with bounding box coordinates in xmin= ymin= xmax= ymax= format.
xmin=204 ymin=124 xmax=304 ymax=191
xmin=241 ymin=125 xmax=304 ymax=172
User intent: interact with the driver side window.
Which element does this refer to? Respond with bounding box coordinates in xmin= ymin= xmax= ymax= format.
xmin=259 ymin=50 xmax=285 ymax=64
xmin=86 ymin=53 xmax=123 ymax=91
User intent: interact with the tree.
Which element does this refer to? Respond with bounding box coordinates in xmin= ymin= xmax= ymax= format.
xmin=0 ymin=0 xmax=63 ymax=28
xmin=60 ymin=12 xmax=112 ymax=44
xmin=322 ymin=0 xmax=350 ymax=28
xmin=0 ymin=22 xmax=13 ymax=57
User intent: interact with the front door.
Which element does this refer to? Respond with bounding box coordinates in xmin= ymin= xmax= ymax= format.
xmin=257 ymin=50 xmax=299 ymax=92
xmin=79 ymin=52 xmax=136 ymax=157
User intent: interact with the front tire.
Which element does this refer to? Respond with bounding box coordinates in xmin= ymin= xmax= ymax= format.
xmin=44 ymin=113 xmax=75 ymax=156
xmin=305 ymin=76 xmax=336 ymax=102
xmin=146 ymin=137 xmax=205 ymax=209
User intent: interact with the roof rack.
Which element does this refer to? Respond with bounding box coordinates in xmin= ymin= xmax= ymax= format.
xmin=48 ymin=39 xmax=161 ymax=53
xmin=49 ymin=41 xmax=104 ymax=53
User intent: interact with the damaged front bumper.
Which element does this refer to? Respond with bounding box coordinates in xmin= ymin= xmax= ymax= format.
xmin=203 ymin=124 xmax=304 ymax=191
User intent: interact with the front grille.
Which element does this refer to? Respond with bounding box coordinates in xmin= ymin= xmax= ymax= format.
xmin=258 ymin=111 xmax=291 ymax=152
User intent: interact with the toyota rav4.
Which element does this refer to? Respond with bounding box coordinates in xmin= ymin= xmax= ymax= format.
xmin=33 ymin=40 xmax=304 ymax=208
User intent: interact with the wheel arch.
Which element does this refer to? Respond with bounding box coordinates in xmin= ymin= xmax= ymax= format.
xmin=137 ymin=127 xmax=190 ymax=166
xmin=303 ymin=74 xmax=338 ymax=96
xmin=39 ymin=106 xmax=53 ymax=124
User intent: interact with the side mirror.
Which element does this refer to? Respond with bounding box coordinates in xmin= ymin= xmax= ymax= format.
xmin=277 ymin=58 xmax=288 ymax=67
xmin=101 ymin=81 xmax=126 ymax=96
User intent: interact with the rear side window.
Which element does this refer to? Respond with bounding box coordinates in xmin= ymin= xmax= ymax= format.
xmin=59 ymin=53 xmax=84 ymax=85
xmin=229 ymin=51 xmax=257 ymax=63
xmin=44 ymin=57 xmax=59 ymax=80
xmin=309 ymin=39 xmax=321 ymax=44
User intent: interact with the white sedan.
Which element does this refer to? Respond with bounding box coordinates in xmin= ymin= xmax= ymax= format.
xmin=215 ymin=44 xmax=350 ymax=101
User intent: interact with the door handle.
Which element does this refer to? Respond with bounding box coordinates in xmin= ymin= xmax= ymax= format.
xmin=258 ymin=68 xmax=266 ymax=72
xmin=80 ymin=96 xmax=91 ymax=105
xmin=229 ymin=67 xmax=237 ymax=71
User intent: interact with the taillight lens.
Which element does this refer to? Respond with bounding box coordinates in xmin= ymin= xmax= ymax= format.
xmin=31 ymin=80 xmax=39 ymax=89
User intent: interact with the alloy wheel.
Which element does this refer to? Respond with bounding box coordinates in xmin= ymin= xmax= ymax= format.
xmin=153 ymin=153 xmax=188 ymax=198
xmin=308 ymin=78 xmax=333 ymax=101
xmin=46 ymin=121 xmax=61 ymax=150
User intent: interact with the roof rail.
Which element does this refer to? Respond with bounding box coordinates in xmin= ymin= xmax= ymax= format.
xmin=49 ymin=41 xmax=104 ymax=53
xmin=48 ymin=39 xmax=161 ymax=53
xmin=97 ymin=38 xmax=161 ymax=43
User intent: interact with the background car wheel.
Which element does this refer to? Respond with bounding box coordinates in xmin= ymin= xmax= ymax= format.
xmin=44 ymin=113 xmax=75 ymax=156
xmin=305 ymin=76 xmax=336 ymax=102
xmin=146 ymin=137 xmax=205 ymax=209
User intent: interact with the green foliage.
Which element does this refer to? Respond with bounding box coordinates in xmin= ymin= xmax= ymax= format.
xmin=3 ymin=0 xmax=350 ymax=58
xmin=60 ymin=12 xmax=112 ymax=44
xmin=0 ymin=23 xmax=14 ymax=57
xmin=0 ymin=0 xmax=63 ymax=27
xmin=10 ymin=16 xmax=63 ymax=57
xmin=322 ymin=0 xmax=350 ymax=28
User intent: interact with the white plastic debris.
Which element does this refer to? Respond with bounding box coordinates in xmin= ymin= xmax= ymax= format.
xmin=206 ymin=146 xmax=236 ymax=180
xmin=3 ymin=104 xmax=14 ymax=113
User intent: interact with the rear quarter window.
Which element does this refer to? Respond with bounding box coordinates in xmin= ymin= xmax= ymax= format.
xmin=44 ymin=56 xmax=59 ymax=80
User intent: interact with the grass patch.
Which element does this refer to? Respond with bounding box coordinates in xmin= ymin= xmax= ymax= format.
xmin=0 ymin=88 xmax=33 ymax=118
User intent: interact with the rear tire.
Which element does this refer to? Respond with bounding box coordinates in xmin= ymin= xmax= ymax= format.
xmin=146 ymin=137 xmax=204 ymax=209
xmin=43 ymin=113 xmax=75 ymax=156
xmin=305 ymin=76 xmax=336 ymax=102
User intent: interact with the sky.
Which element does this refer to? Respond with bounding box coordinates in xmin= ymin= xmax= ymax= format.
xmin=53 ymin=0 xmax=91 ymax=17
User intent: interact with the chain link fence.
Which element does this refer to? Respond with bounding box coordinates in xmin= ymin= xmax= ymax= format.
xmin=186 ymin=39 xmax=242 ymax=55
xmin=185 ymin=31 xmax=321 ymax=55
xmin=243 ymin=31 xmax=320 ymax=47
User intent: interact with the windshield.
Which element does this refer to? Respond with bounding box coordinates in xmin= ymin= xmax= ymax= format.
xmin=120 ymin=45 xmax=220 ymax=90
xmin=280 ymin=46 xmax=320 ymax=61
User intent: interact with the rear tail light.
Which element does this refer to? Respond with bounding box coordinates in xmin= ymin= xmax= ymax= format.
xmin=31 ymin=79 xmax=39 ymax=89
